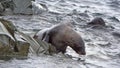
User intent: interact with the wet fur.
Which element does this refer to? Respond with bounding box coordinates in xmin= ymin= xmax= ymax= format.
xmin=34 ymin=23 xmax=86 ymax=55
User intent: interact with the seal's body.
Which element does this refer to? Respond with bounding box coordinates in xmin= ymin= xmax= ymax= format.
xmin=34 ymin=23 xmax=86 ymax=55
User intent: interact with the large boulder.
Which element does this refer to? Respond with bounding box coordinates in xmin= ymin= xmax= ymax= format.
xmin=0 ymin=19 xmax=30 ymax=60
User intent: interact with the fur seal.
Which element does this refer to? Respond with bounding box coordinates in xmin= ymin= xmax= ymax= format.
xmin=34 ymin=23 xmax=86 ymax=55
xmin=88 ymin=17 xmax=106 ymax=26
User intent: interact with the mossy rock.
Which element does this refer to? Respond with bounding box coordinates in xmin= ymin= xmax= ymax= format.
xmin=0 ymin=41 xmax=30 ymax=60
xmin=0 ymin=18 xmax=17 ymax=38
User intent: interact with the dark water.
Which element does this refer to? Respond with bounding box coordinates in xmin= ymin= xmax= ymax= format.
xmin=0 ymin=0 xmax=120 ymax=68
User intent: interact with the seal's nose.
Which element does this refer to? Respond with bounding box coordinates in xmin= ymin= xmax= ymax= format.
xmin=77 ymin=51 xmax=86 ymax=55
xmin=81 ymin=52 xmax=86 ymax=55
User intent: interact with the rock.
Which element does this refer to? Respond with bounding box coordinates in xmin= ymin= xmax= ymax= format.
xmin=0 ymin=18 xmax=58 ymax=60
xmin=0 ymin=0 xmax=15 ymax=15
xmin=0 ymin=18 xmax=17 ymax=38
xmin=1 ymin=0 xmax=48 ymax=15
xmin=0 ymin=0 xmax=34 ymax=15
xmin=13 ymin=0 xmax=34 ymax=14
xmin=88 ymin=17 xmax=106 ymax=26
xmin=31 ymin=1 xmax=48 ymax=14
xmin=0 ymin=41 xmax=30 ymax=60
xmin=0 ymin=19 xmax=30 ymax=60
xmin=0 ymin=3 xmax=4 ymax=12
xmin=0 ymin=3 xmax=5 ymax=15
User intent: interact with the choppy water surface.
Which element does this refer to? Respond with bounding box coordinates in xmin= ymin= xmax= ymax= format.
xmin=0 ymin=0 xmax=120 ymax=68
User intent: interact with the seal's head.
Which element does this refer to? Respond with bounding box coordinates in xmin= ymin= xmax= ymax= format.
xmin=67 ymin=34 xmax=86 ymax=55
xmin=71 ymin=41 xmax=86 ymax=55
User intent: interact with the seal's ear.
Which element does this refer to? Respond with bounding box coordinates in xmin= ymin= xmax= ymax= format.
xmin=43 ymin=31 xmax=50 ymax=42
